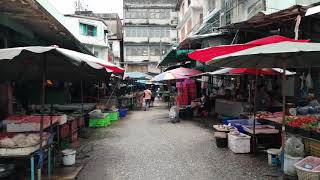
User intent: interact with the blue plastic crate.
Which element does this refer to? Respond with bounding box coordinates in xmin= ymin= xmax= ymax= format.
xmin=225 ymin=119 xmax=261 ymax=133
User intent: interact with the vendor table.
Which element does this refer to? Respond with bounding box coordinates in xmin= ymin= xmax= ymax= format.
xmin=0 ymin=143 xmax=53 ymax=180
xmin=243 ymin=125 xmax=281 ymax=151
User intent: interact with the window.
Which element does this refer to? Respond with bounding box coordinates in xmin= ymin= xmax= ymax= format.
xmin=126 ymin=46 xmax=149 ymax=56
xmin=181 ymin=27 xmax=186 ymax=41
xmin=93 ymin=51 xmax=99 ymax=57
xmin=187 ymin=19 xmax=192 ymax=35
xmin=125 ymin=27 xmax=170 ymax=38
xmin=210 ymin=0 xmax=216 ymax=11
xmin=200 ymin=13 xmax=203 ymax=24
xmin=80 ymin=23 xmax=97 ymax=36
xmin=226 ymin=10 xmax=232 ymax=25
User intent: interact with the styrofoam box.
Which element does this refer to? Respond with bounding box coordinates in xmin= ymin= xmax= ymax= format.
xmin=228 ymin=133 xmax=251 ymax=153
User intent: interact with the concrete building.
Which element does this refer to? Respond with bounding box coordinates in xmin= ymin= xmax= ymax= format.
xmin=73 ymin=12 xmax=124 ymax=67
xmin=123 ymin=0 xmax=178 ymax=73
xmin=176 ymin=0 xmax=204 ymax=42
xmin=65 ymin=14 xmax=109 ymax=60
xmin=220 ymin=0 xmax=320 ymax=26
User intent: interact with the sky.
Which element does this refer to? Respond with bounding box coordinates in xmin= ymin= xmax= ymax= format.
xmin=48 ymin=0 xmax=123 ymax=18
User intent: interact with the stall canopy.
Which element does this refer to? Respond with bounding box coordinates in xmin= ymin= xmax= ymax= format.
xmin=124 ymin=72 xmax=152 ymax=80
xmin=152 ymin=67 xmax=202 ymax=81
xmin=157 ymin=45 xmax=194 ymax=67
xmin=194 ymin=68 xmax=295 ymax=77
xmin=0 ymin=46 xmax=124 ymax=81
xmin=188 ymin=35 xmax=309 ymax=62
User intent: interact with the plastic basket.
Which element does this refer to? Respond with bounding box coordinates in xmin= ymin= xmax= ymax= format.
xmin=295 ymin=156 xmax=320 ymax=180
xmin=89 ymin=118 xmax=109 ymax=128
xmin=304 ymin=139 xmax=320 ymax=157
xmin=221 ymin=117 xmax=238 ymax=124
xmin=118 ymin=109 xmax=128 ymax=118
xmin=107 ymin=111 xmax=119 ymax=122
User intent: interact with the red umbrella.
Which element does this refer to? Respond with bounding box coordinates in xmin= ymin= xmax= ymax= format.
xmin=167 ymin=67 xmax=202 ymax=76
xmin=230 ymin=68 xmax=277 ymax=75
xmin=188 ymin=35 xmax=309 ymax=62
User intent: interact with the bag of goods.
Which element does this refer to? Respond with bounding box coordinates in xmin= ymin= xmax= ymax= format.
xmin=89 ymin=110 xmax=105 ymax=119
xmin=285 ymin=136 xmax=304 ymax=157
xmin=0 ymin=137 xmax=15 ymax=148
xmin=27 ymin=134 xmax=40 ymax=146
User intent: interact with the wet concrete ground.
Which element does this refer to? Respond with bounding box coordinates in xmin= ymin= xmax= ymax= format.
xmin=77 ymin=101 xmax=277 ymax=180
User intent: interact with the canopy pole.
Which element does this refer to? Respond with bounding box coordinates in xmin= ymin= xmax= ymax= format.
xmin=281 ymin=63 xmax=287 ymax=174
xmin=40 ymin=54 xmax=47 ymax=151
xmin=252 ymin=70 xmax=258 ymax=154
xmin=81 ymin=80 xmax=84 ymax=117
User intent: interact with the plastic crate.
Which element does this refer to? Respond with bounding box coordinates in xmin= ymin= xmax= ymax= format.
xmin=71 ymin=131 xmax=78 ymax=143
xmin=304 ymin=138 xmax=320 ymax=157
xmin=59 ymin=123 xmax=70 ymax=139
xmin=220 ymin=116 xmax=238 ymax=123
xmin=118 ymin=109 xmax=128 ymax=118
xmin=295 ymin=156 xmax=320 ymax=180
xmin=78 ymin=117 xmax=85 ymax=128
xmin=89 ymin=118 xmax=109 ymax=128
xmin=107 ymin=111 xmax=119 ymax=122
xmin=225 ymin=119 xmax=261 ymax=133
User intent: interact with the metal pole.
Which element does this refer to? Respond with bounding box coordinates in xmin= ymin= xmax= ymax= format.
xmin=253 ymin=71 xmax=258 ymax=154
xmin=81 ymin=80 xmax=84 ymax=117
xmin=281 ymin=63 xmax=287 ymax=173
xmin=40 ymin=54 xmax=47 ymax=150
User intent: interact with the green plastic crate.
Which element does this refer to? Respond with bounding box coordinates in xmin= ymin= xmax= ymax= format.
xmin=89 ymin=118 xmax=109 ymax=128
xmin=107 ymin=111 xmax=119 ymax=122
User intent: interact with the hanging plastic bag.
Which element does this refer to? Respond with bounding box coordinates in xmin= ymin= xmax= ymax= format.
xmin=284 ymin=136 xmax=304 ymax=157
xmin=306 ymin=72 xmax=313 ymax=89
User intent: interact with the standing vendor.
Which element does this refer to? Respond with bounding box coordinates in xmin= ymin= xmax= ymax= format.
xmin=255 ymin=85 xmax=271 ymax=111
xmin=308 ymin=92 xmax=320 ymax=107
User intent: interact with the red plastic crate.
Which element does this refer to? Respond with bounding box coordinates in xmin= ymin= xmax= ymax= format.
xmin=59 ymin=123 xmax=69 ymax=139
xmin=71 ymin=131 xmax=78 ymax=142
xmin=78 ymin=117 xmax=84 ymax=128
xmin=70 ymin=119 xmax=77 ymax=132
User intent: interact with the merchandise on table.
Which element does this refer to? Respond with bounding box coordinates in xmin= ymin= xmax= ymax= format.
xmin=4 ymin=115 xmax=65 ymax=132
xmin=223 ymin=119 xmax=261 ymax=133
xmin=0 ymin=133 xmax=51 ymax=156
xmin=242 ymin=125 xmax=279 ymax=134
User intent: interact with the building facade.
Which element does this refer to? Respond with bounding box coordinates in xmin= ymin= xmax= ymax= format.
xmin=176 ymin=0 xmax=204 ymax=42
xmin=65 ymin=14 xmax=109 ymax=60
xmin=123 ymin=0 xmax=178 ymax=73
xmin=74 ymin=12 xmax=124 ymax=67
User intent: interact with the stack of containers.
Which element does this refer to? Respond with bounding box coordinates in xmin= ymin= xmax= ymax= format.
xmin=188 ymin=80 xmax=197 ymax=102
xmin=175 ymin=80 xmax=197 ymax=106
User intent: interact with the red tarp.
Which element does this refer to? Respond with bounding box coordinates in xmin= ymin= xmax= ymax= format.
xmin=188 ymin=35 xmax=309 ymax=62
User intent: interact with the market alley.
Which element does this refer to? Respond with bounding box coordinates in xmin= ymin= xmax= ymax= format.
xmin=77 ymin=101 xmax=277 ymax=180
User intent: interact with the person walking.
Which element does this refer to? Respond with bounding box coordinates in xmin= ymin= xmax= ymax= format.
xmin=144 ymin=87 xmax=152 ymax=111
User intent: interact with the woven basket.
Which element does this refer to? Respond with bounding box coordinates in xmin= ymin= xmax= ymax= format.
xmin=295 ymin=156 xmax=320 ymax=180
xmin=304 ymin=139 xmax=320 ymax=157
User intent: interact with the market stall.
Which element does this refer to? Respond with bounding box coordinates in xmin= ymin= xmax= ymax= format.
xmin=208 ymin=40 xmax=320 ymax=176
xmin=0 ymin=46 xmax=123 ymax=179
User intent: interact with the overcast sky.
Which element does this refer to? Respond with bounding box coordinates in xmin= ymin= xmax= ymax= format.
xmin=48 ymin=0 xmax=123 ymax=18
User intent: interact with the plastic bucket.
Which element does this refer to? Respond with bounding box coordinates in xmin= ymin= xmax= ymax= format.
xmin=62 ymin=149 xmax=76 ymax=166
xmin=118 ymin=109 xmax=128 ymax=118
xmin=284 ymin=154 xmax=303 ymax=176
xmin=216 ymin=137 xmax=228 ymax=148
xmin=267 ymin=149 xmax=280 ymax=166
